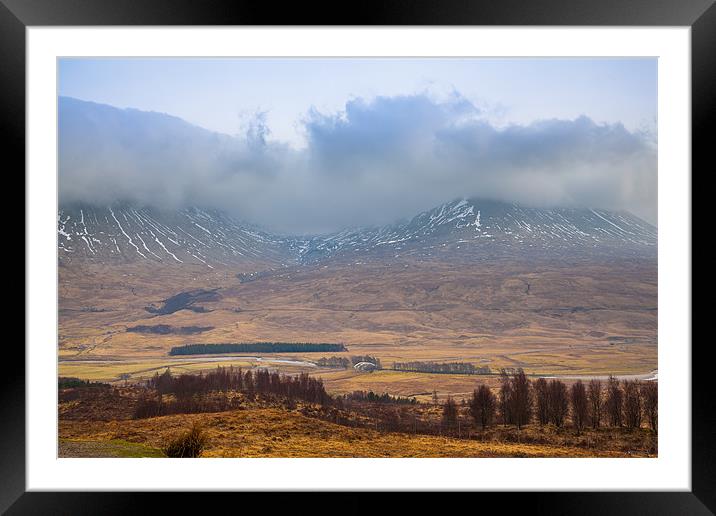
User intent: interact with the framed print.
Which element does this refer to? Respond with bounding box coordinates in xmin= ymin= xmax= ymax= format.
xmin=7 ymin=0 xmax=712 ymax=512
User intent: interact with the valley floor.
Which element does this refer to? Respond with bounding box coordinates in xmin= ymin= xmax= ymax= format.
xmin=58 ymin=356 xmax=657 ymax=404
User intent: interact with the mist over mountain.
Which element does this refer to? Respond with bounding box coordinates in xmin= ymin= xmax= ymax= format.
xmin=59 ymin=96 xmax=657 ymax=234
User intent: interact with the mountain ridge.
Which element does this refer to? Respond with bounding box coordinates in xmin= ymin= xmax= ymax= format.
xmin=58 ymin=197 xmax=657 ymax=269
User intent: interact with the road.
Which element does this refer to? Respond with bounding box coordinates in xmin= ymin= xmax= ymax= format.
xmin=539 ymin=370 xmax=658 ymax=381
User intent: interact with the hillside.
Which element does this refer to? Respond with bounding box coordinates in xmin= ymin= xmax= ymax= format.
xmin=299 ymin=198 xmax=656 ymax=264
xmin=58 ymin=204 xmax=293 ymax=269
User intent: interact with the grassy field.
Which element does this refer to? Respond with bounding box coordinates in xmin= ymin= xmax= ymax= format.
xmin=59 ymin=438 xmax=165 ymax=458
xmin=59 ymin=407 xmax=650 ymax=458
xmin=59 ymin=358 xmax=273 ymax=383
xmin=58 ymin=358 xmax=656 ymax=405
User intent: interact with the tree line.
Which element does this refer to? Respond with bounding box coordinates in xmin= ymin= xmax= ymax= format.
xmin=134 ymin=366 xmax=330 ymax=418
xmin=168 ymin=342 xmax=347 ymax=355
xmin=392 ymin=361 xmax=491 ymax=375
xmin=153 ymin=366 xmax=329 ymax=404
xmin=453 ymin=369 xmax=657 ymax=434
xmin=340 ymin=390 xmax=417 ymax=404
xmin=315 ymin=356 xmax=351 ymax=368
xmin=128 ymin=366 xmax=656 ymax=440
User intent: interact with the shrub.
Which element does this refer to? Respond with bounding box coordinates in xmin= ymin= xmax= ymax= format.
xmin=58 ymin=377 xmax=110 ymax=389
xmin=163 ymin=423 xmax=208 ymax=458
xmin=133 ymin=396 xmax=163 ymax=419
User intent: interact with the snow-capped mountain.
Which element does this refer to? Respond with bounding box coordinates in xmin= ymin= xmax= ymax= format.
xmin=57 ymin=203 xmax=292 ymax=268
xmin=298 ymin=198 xmax=657 ymax=263
xmin=58 ymin=198 xmax=657 ymax=269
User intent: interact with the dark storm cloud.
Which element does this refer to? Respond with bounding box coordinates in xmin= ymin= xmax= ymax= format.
xmin=58 ymin=94 xmax=657 ymax=234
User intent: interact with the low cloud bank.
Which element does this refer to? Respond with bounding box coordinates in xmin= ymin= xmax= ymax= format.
xmin=59 ymin=94 xmax=657 ymax=234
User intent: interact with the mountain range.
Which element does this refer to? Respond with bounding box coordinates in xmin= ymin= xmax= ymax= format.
xmin=58 ymin=198 xmax=657 ymax=269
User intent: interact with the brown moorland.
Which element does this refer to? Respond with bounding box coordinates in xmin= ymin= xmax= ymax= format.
xmin=58 ymin=386 xmax=656 ymax=458
xmin=59 ymin=258 xmax=657 ymax=395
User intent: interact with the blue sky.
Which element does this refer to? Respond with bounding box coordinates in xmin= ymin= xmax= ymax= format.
xmin=59 ymin=58 xmax=657 ymax=148
xmin=58 ymin=58 xmax=658 ymax=231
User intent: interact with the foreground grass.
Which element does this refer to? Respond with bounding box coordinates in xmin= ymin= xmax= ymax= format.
xmin=59 ymin=407 xmax=641 ymax=458
xmin=59 ymin=438 xmax=165 ymax=458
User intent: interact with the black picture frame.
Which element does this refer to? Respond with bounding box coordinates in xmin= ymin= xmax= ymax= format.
xmin=6 ymin=0 xmax=711 ymax=512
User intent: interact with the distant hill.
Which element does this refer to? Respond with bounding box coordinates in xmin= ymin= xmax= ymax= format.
xmin=296 ymin=197 xmax=657 ymax=264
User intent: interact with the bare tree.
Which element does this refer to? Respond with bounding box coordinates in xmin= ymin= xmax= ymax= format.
xmin=570 ymin=380 xmax=588 ymax=434
xmin=244 ymin=369 xmax=255 ymax=399
xmin=641 ymin=381 xmax=658 ymax=432
xmin=383 ymin=408 xmax=401 ymax=432
xmin=605 ymin=375 xmax=623 ymax=427
xmin=235 ymin=367 xmax=244 ymax=391
xmin=469 ymin=384 xmax=496 ymax=430
xmin=548 ymin=379 xmax=569 ymax=427
xmin=499 ymin=369 xmax=513 ymax=426
xmin=623 ymin=380 xmax=642 ymax=429
xmin=534 ymin=377 xmax=550 ymax=426
xmin=510 ymin=369 xmax=532 ymax=430
xmin=442 ymin=396 xmax=458 ymax=433
xmin=587 ymin=379 xmax=603 ymax=428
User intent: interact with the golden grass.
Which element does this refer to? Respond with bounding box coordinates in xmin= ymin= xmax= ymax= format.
xmin=59 ymin=438 xmax=165 ymax=458
xmin=312 ymin=369 xmax=502 ymax=402
xmin=58 ymin=407 xmax=636 ymax=458
xmin=59 ymin=359 xmax=257 ymax=383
